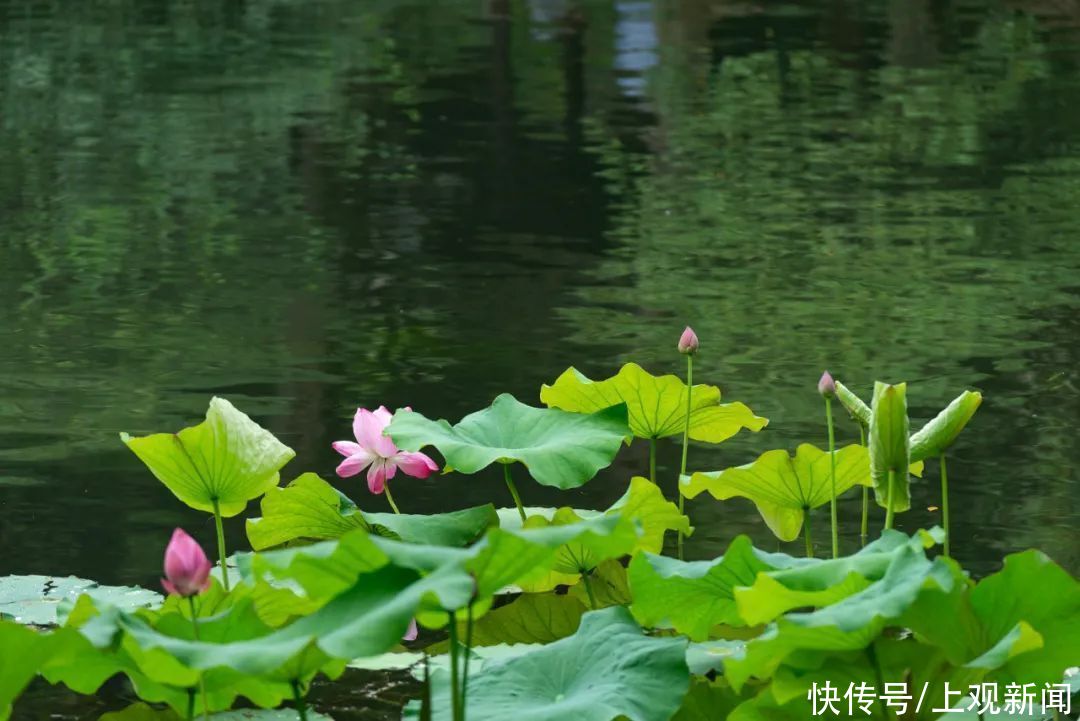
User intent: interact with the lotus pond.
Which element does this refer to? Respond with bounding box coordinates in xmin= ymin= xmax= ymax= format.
xmin=2 ymin=0 xmax=1080 ymax=720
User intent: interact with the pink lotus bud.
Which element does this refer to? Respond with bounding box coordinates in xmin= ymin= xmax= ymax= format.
xmin=677 ymin=326 xmax=699 ymax=355
xmin=818 ymin=371 xmax=836 ymax=398
xmin=161 ymin=528 xmax=212 ymax=597
xmin=403 ymin=618 xmax=418 ymax=642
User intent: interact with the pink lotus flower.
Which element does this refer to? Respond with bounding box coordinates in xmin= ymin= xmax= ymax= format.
xmin=332 ymin=406 xmax=438 ymax=494
xmin=403 ymin=618 xmax=418 ymax=642
xmin=678 ymin=326 xmax=699 ymax=355
xmin=161 ymin=528 xmax=212 ymax=597
xmin=818 ymin=370 xmax=836 ymax=398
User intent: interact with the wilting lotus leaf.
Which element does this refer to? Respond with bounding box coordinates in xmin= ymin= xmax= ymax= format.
xmin=909 ymin=390 xmax=983 ymax=462
xmin=868 ymin=382 xmax=911 ymax=513
xmin=682 ymin=444 xmax=870 ymax=542
xmin=902 ymin=550 xmax=1080 ymax=687
xmin=406 ymin=607 xmax=690 ymax=721
xmin=540 ymin=362 xmax=767 ymax=443
xmin=0 ymin=575 xmax=161 ymax=626
xmin=733 ymin=528 xmax=944 ymax=625
xmin=246 ymin=473 xmax=497 ymax=550
xmin=388 ymin=394 xmax=629 ymax=489
xmin=628 ymin=535 xmax=779 ymax=640
xmin=0 ymin=620 xmax=60 ymax=720
xmin=121 ymin=397 xmax=295 ymax=516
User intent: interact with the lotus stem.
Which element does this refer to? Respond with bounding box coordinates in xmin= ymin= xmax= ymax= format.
xmin=460 ymin=604 xmax=473 ymax=721
xmin=803 ymin=510 xmax=814 ymax=558
xmin=384 ymin=482 xmax=402 ymax=514
xmin=502 ymin=464 xmax=526 ymax=524
xmin=582 ymin=572 xmax=597 ymax=609
xmin=211 ymin=499 xmax=230 ymax=591
xmin=420 ymin=652 xmax=432 ymax=721
xmin=648 ymin=437 xmax=657 ymax=485
xmin=940 ymin=454 xmax=950 ymax=558
xmin=185 ymin=690 xmax=195 ymax=721
xmin=677 ymin=354 xmax=693 ymax=561
xmin=825 ymin=396 xmax=839 ymax=559
xmin=189 ymin=597 xmax=209 ymax=720
xmin=858 ymin=425 xmax=868 ymax=546
xmin=448 ymin=611 xmax=462 ymax=721
xmin=884 ymin=469 xmax=896 ymax=531
xmin=291 ymin=680 xmax=308 ymax=721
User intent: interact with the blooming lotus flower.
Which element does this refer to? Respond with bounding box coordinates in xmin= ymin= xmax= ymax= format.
xmin=678 ymin=326 xmax=699 ymax=355
xmin=162 ymin=528 xmax=212 ymax=597
xmin=332 ymin=406 xmax=439 ymax=494
xmin=818 ymin=371 xmax=836 ymax=398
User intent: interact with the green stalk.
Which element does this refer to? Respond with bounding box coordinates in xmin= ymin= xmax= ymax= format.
xmin=825 ymin=396 xmax=838 ymax=559
xmin=460 ymin=604 xmax=474 ymax=721
xmin=582 ymin=572 xmax=597 ymax=609
xmin=188 ymin=598 xmax=209 ymax=721
xmin=648 ymin=437 xmax=657 ymax=485
xmin=448 ymin=612 xmax=462 ymax=721
xmin=677 ymin=354 xmax=693 ymax=561
xmin=384 ymin=481 xmax=402 ymax=514
xmin=291 ymin=680 xmax=308 ymax=721
xmin=940 ymin=454 xmax=950 ymax=558
xmin=858 ymin=424 xmax=868 ymax=546
xmin=884 ymin=469 xmax=896 ymax=530
xmin=803 ymin=510 xmax=814 ymax=558
xmin=185 ymin=690 xmax=195 ymax=721
xmin=502 ymin=464 xmax=526 ymax=523
xmin=211 ymin=499 xmax=229 ymax=591
xmin=420 ymin=653 xmax=432 ymax=721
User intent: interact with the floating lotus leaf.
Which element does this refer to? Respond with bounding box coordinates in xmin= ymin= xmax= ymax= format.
xmin=407 ymin=607 xmax=690 ymax=721
xmin=868 ymin=382 xmax=911 ymax=513
xmin=121 ymin=397 xmax=295 ymax=516
xmin=910 ymin=390 xmax=983 ymax=462
xmin=388 ymin=394 xmax=629 ymax=489
xmin=540 ymin=362 xmax=767 ymax=443
xmin=682 ymin=444 xmax=871 ymax=542
xmin=0 ymin=575 xmax=161 ymax=626
xmin=246 ymin=473 xmax=496 ymax=550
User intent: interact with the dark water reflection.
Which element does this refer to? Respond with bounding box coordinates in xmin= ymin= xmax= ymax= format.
xmin=2 ymin=0 xmax=1079 ymax=717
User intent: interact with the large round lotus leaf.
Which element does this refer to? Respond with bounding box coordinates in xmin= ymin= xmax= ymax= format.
xmin=388 ymin=394 xmax=629 ymax=489
xmin=407 ymin=606 xmax=690 ymax=721
xmin=682 ymin=444 xmax=871 ymax=542
xmin=540 ymin=362 xmax=767 ymax=443
xmin=0 ymin=575 xmax=161 ymax=626
xmin=121 ymin=397 xmax=295 ymax=517
xmin=245 ymin=473 xmax=496 ymax=551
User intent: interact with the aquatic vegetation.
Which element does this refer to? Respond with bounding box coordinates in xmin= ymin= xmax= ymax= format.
xmin=1 ymin=336 xmax=1076 ymax=721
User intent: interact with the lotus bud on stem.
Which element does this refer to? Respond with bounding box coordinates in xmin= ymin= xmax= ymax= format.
xmin=161 ymin=529 xmax=212 ymax=720
xmin=677 ymin=325 xmax=697 ymax=561
xmin=819 ymin=371 xmax=839 ymax=559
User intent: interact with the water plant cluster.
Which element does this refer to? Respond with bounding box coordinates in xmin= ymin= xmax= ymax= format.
xmin=1 ymin=329 xmax=1077 ymax=721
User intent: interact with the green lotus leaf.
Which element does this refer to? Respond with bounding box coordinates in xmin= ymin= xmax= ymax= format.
xmin=540 ymin=362 xmax=767 ymax=443
xmin=516 ymin=509 xmax=640 ymax=592
xmin=0 ymin=574 xmax=161 ymax=626
xmin=672 ymin=679 xmax=748 ymax=721
xmin=98 ymin=704 xmax=337 ymax=721
xmin=407 ymin=607 xmax=690 ymax=721
xmin=121 ymin=397 xmax=295 ymax=516
xmin=724 ymin=542 xmax=956 ymax=690
xmin=834 ymin=380 xmax=871 ymax=428
xmin=246 ymin=472 xmax=497 ymax=550
xmin=733 ymin=528 xmax=944 ymax=625
xmin=388 ymin=394 xmax=629 ymax=489
xmin=427 ymin=593 xmax=588 ymax=654
xmin=902 ymin=549 xmax=1080 ymax=687
xmin=0 ymin=620 xmax=60 ymax=720
xmin=608 ymin=476 xmax=693 ymax=553
xmin=569 ymin=558 xmax=631 ymax=608
xmin=869 ymin=381 xmax=911 ymax=513
xmin=685 ymin=640 xmax=748 ymax=676
xmin=628 ymin=535 xmax=780 ymax=640
xmin=681 ymin=444 xmax=870 ymax=542
xmin=910 ymin=390 xmax=983 ymax=462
